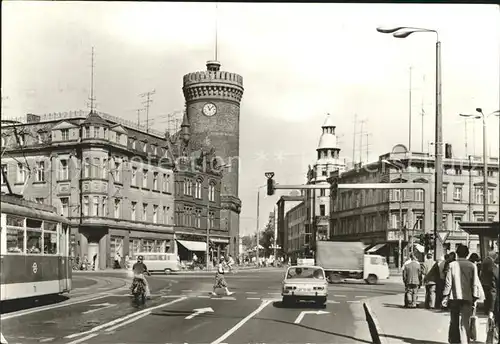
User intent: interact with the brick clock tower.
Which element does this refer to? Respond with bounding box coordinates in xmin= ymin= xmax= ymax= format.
xmin=182 ymin=60 xmax=244 ymax=258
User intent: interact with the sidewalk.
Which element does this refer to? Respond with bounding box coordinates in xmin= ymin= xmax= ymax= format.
xmin=72 ymin=265 xmax=277 ymax=275
xmin=366 ymin=292 xmax=489 ymax=343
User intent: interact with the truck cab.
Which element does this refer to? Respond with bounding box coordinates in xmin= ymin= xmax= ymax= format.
xmin=363 ymin=254 xmax=390 ymax=284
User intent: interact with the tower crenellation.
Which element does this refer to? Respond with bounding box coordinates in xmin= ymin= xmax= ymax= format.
xmin=183 ymin=65 xmax=243 ymax=103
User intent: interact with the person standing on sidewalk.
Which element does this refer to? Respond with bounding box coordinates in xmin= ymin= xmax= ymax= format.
xmin=480 ymin=250 xmax=498 ymax=315
xmin=442 ymin=245 xmax=483 ymax=344
xmin=403 ymin=253 xmax=422 ymax=308
xmin=423 ymin=253 xmax=438 ymax=309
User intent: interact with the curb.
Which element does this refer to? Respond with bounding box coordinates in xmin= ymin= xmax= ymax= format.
xmin=0 ymin=332 xmax=7 ymax=344
xmin=363 ymin=299 xmax=389 ymax=344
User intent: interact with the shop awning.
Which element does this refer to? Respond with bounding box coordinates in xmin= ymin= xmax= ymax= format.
xmin=176 ymin=240 xmax=206 ymax=252
xmin=366 ymin=243 xmax=386 ymax=253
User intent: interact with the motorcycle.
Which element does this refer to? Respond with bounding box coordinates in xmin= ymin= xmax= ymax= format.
xmin=130 ymin=273 xmax=150 ymax=305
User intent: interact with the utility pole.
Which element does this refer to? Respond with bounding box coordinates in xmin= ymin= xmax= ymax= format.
xmin=358 ymin=119 xmax=367 ymax=164
xmin=139 ymin=90 xmax=156 ymax=133
xmin=352 ymin=113 xmax=357 ymax=167
xmin=420 ymin=74 xmax=426 ymax=153
xmin=136 ymin=108 xmax=143 ymax=128
xmin=408 ymin=66 xmax=413 ymax=153
xmin=365 ymin=133 xmax=372 ymax=163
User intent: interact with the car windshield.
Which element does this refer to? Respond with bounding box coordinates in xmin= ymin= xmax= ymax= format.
xmin=286 ymin=267 xmax=324 ymax=279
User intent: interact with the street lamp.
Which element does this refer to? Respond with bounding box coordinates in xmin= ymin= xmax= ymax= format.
xmin=383 ymin=159 xmax=404 ymax=270
xmin=255 ymin=184 xmax=267 ymax=267
xmin=377 ymin=26 xmax=442 ymax=260
xmin=460 ymin=109 xmax=500 ymax=222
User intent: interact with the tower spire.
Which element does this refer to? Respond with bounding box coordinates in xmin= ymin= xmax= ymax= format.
xmin=89 ymin=46 xmax=96 ymax=114
xmin=215 ymin=2 xmax=218 ymax=61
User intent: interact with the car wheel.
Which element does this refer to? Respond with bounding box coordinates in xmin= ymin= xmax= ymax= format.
xmin=164 ymin=268 xmax=172 ymax=275
xmin=282 ymin=296 xmax=293 ymax=306
xmin=315 ymin=297 xmax=327 ymax=306
xmin=366 ymin=274 xmax=378 ymax=285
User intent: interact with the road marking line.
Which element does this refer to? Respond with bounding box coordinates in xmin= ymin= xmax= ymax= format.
xmin=160 ymin=295 xmax=184 ymax=298
xmin=327 ymin=300 xmax=340 ymax=304
xmin=267 ymin=293 xmax=281 ymax=295
xmin=347 ymin=300 xmax=360 ymax=303
xmin=197 ymin=296 xmax=210 ymax=298
xmin=245 ymin=292 xmax=258 ymax=294
xmin=212 ymin=296 xmax=236 ymax=300
xmin=105 ymin=311 xmax=151 ymax=332
xmin=210 ymin=299 xmax=272 ymax=344
xmin=64 ymin=297 xmax=187 ymax=339
xmin=181 ymin=290 xmax=193 ymax=292
xmin=355 ymin=296 xmax=366 ymax=298
xmin=333 ymin=295 xmax=346 ymax=297
xmin=246 ymin=297 xmax=260 ymax=300
xmin=40 ymin=338 xmax=55 ymax=342
xmin=66 ymin=333 xmax=99 ymax=344
xmin=1 ymin=294 xmax=110 ymax=320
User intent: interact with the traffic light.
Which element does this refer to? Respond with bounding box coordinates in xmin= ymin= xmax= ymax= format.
xmin=265 ymin=172 xmax=275 ymax=196
xmin=330 ymin=177 xmax=339 ymax=196
xmin=418 ymin=234 xmax=425 ymax=245
xmin=429 ymin=233 xmax=435 ymax=249
xmin=445 ymin=143 xmax=453 ymax=159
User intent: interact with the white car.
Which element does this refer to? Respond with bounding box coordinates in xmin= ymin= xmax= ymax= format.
xmin=282 ymin=265 xmax=328 ymax=306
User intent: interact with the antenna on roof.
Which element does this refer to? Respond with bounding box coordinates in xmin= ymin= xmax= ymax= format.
xmin=215 ymin=3 xmax=219 ymax=61
xmin=89 ymin=47 xmax=96 ymax=113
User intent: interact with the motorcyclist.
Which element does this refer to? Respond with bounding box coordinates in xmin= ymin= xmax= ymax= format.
xmin=131 ymin=256 xmax=151 ymax=299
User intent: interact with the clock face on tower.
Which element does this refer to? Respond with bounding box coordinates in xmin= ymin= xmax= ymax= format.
xmin=202 ymin=103 xmax=217 ymax=117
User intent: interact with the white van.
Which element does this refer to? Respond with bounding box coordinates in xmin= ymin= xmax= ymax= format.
xmin=363 ymin=254 xmax=390 ymax=283
xmin=134 ymin=252 xmax=181 ymax=274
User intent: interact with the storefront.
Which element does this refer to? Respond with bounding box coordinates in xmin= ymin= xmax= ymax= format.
xmin=72 ymin=223 xmax=174 ymax=270
xmin=459 ymin=221 xmax=499 ymax=259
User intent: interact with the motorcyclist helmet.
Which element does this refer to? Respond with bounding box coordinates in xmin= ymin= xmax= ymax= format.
xmin=137 ymin=255 xmax=144 ymax=262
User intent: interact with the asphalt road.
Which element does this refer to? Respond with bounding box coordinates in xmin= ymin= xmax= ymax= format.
xmin=1 ymin=269 xmax=404 ymax=344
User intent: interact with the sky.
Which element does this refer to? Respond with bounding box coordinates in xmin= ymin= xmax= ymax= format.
xmin=2 ymin=2 xmax=499 ymax=236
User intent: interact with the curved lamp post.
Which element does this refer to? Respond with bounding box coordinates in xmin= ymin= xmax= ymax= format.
xmin=377 ymin=26 xmax=442 ymax=260
xmin=460 ymin=109 xmax=500 ymax=223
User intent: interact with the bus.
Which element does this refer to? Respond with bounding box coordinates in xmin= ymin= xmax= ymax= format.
xmin=0 ymin=194 xmax=72 ymax=301
xmin=131 ymin=252 xmax=181 ymax=274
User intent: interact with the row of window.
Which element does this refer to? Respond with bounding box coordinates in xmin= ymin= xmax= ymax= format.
xmin=336 ymin=186 xmax=497 ymax=211
xmin=1 ymin=160 xmax=172 ymax=193
xmin=182 ymin=179 xmax=216 ymax=201
xmin=177 ymin=207 xmax=215 ymax=229
xmin=3 ymin=215 xmax=60 ymax=255
xmin=333 ymin=211 xmax=496 ymax=236
xmin=81 ymin=196 xmax=170 ymax=224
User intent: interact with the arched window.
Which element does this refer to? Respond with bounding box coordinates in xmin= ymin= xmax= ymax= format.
xmin=195 ymin=178 xmax=203 ymax=199
xmin=208 ymin=181 xmax=216 ymax=202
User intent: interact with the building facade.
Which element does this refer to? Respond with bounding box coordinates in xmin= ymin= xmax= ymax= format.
xmin=168 ymin=111 xmax=226 ymax=263
xmin=329 ymin=144 xmax=499 ymax=267
xmin=183 ymin=60 xmax=244 ymax=258
xmin=277 ymin=114 xmax=346 ymax=259
xmin=1 ymin=110 xmax=224 ymax=269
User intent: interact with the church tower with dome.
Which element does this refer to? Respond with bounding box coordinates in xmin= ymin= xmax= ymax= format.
xmin=306 ymin=113 xmax=346 ymax=241
xmin=182 ymin=59 xmax=244 ymax=259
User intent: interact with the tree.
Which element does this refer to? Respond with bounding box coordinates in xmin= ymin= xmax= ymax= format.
xmin=241 ymin=234 xmax=256 ymax=253
xmin=259 ymin=214 xmax=275 ymax=257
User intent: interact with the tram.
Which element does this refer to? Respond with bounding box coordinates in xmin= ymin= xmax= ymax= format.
xmin=0 ymin=194 xmax=72 ymax=301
